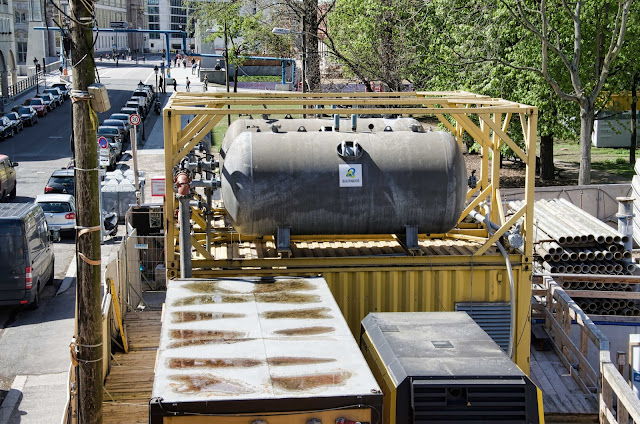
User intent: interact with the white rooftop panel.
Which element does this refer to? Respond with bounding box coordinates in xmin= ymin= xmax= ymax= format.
xmin=152 ymin=276 xmax=380 ymax=404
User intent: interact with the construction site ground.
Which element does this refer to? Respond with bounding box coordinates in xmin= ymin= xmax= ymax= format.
xmin=464 ymin=153 xmax=631 ymax=188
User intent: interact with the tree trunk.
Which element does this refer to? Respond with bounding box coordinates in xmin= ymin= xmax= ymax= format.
xmin=303 ymin=0 xmax=320 ymax=92
xmin=540 ymin=134 xmax=555 ymax=181
xmin=578 ymin=105 xmax=595 ymax=185
xmin=631 ymin=73 xmax=638 ymax=164
xmin=233 ymin=64 xmax=238 ymax=93
xmin=379 ymin=3 xmax=401 ymax=91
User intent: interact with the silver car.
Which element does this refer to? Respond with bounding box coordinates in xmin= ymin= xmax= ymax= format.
xmin=35 ymin=194 xmax=76 ymax=236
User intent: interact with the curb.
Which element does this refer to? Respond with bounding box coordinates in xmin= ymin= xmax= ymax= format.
xmin=0 ymin=375 xmax=26 ymax=424
xmin=56 ymin=255 xmax=76 ymax=296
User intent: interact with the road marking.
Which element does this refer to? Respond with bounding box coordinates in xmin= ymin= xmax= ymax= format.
xmin=143 ymin=69 xmax=155 ymax=84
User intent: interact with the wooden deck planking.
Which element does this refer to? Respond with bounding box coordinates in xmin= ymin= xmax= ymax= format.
xmin=530 ymin=346 xmax=598 ymax=418
xmin=103 ymin=311 xmax=162 ymax=424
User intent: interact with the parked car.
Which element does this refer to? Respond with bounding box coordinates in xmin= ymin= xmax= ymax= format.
xmin=0 ymin=202 xmax=55 ymax=308
xmin=15 ymin=106 xmax=37 ymax=126
xmin=35 ymin=194 xmax=76 ymax=236
xmin=0 ymin=154 xmax=18 ymax=201
xmin=131 ymin=94 xmax=151 ymax=114
xmin=4 ymin=112 xmax=24 ymax=133
xmin=50 ymin=82 xmax=70 ymax=100
xmin=0 ymin=116 xmax=15 ymax=139
xmin=36 ymin=93 xmax=55 ymax=111
xmin=102 ymin=119 xmax=129 ymax=142
xmin=44 ymin=168 xmax=74 ymax=196
xmin=43 ymin=88 xmax=63 ymax=107
xmin=120 ymin=107 xmax=140 ymax=119
xmin=24 ymin=98 xmax=48 ymax=117
xmin=136 ymin=82 xmax=157 ymax=101
xmin=98 ymin=142 xmax=117 ymax=171
xmin=125 ymin=101 xmax=145 ymax=118
xmin=109 ymin=113 xmax=134 ymax=132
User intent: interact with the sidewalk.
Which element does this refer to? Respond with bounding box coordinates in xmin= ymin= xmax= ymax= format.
xmin=3 ymin=70 xmax=69 ymax=113
xmin=0 ymin=76 xmax=164 ymax=424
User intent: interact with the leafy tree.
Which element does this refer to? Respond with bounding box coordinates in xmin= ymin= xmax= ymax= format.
xmin=501 ymin=0 xmax=633 ymax=184
xmin=323 ymin=0 xmax=422 ymax=91
xmin=405 ymin=0 xmax=632 ymax=185
xmin=187 ymin=0 xmax=289 ymax=91
xmin=604 ymin=2 xmax=640 ymax=163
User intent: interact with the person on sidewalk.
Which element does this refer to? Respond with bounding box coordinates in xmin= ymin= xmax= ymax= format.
xmin=186 ymin=77 xmax=190 ymax=92
xmin=173 ymin=79 xmax=177 ymax=92
xmin=192 ymin=62 xmax=197 ymax=75
xmin=203 ymin=74 xmax=208 ymax=91
xmin=159 ymin=76 xmax=164 ymax=93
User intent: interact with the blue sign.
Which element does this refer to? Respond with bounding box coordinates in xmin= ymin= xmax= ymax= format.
xmin=98 ymin=136 xmax=108 ymax=149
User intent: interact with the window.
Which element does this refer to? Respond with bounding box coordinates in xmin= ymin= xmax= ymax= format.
xmin=15 ymin=10 xmax=26 ymax=23
xmin=170 ymin=7 xmax=186 ymax=15
xmin=17 ymin=41 xmax=26 ymax=63
xmin=170 ymin=16 xmax=186 ymax=24
xmin=148 ymin=6 xmax=159 ymax=14
xmin=148 ymin=15 xmax=158 ymax=23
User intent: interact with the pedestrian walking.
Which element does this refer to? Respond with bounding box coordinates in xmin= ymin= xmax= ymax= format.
xmin=183 ymin=58 xmax=187 ymax=68
xmin=159 ymin=75 xmax=164 ymax=93
xmin=173 ymin=79 xmax=177 ymax=91
xmin=203 ymin=74 xmax=208 ymax=91
xmin=186 ymin=77 xmax=190 ymax=92
xmin=174 ymin=56 xmax=178 ymax=67
xmin=192 ymin=62 xmax=197 ymax=75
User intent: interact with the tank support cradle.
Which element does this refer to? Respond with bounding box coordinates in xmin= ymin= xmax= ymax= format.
xmin=396 ymin=225 xmax=423 ymax=256
xmin=276 ymin=226 xmax=291 ymax=257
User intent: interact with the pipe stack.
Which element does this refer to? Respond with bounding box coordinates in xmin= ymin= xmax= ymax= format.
xmin=509 ymin=198 xmax=638 ymax=316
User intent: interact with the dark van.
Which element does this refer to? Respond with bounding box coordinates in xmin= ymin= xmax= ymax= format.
xmin=0 ymin=203 xmax=55 ymax=308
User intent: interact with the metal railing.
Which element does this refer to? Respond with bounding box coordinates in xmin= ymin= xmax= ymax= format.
xmin=5 ymin=71 xmax=44 ymax=98
xmin=534 ymin=276 xmax=640 ymax=423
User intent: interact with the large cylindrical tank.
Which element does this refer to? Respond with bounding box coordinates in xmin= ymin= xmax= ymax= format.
xmin=219 ymin=117 xmax=426 ymax=169
xmin=221 ymin=130 xmax=466 ymax=236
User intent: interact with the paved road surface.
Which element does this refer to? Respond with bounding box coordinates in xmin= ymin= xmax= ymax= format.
xmin=0 ymin=61 xmax=161 ymax=418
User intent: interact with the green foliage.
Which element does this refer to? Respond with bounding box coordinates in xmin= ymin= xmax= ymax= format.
xmin=186 ymin=0 xmax=292 ymax=66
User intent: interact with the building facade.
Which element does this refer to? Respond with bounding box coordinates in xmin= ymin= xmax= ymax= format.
xmin=94 ymin=0 xmax=128 ymax=54
xmin=146 ymin=0 xmax=193 ymax=54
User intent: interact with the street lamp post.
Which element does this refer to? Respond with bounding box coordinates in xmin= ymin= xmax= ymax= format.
xmin=33 ymin=58 xmax=39 ymax=94
xmin=154 ymin=65 xmax=159 ymax=92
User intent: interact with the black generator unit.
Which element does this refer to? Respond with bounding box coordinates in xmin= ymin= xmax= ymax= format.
xmin=360 ymin=312 xmax=543 ymax=423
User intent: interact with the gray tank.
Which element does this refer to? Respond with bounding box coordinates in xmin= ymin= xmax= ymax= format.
xmin=219 ymin=117 xmax=426 ymax=169
xmin=221 ymin=130 xmax=466 ymax=236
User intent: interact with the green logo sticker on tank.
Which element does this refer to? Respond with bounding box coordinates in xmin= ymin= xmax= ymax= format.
xmin=339 ymin=164 xmax=362 ymax=187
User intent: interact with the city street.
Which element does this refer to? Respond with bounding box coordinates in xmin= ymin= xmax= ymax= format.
xmin=0 ymin=60 xmax=162 ymax=417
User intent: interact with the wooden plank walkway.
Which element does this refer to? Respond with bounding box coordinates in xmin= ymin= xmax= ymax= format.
xmin=103 ymin=311 xmax=162 ymax=424
xmin=530 ymin=347 xmax=599 ymax=423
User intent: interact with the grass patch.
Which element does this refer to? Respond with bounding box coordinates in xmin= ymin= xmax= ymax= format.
xmin=592 ymin=158 xmax=635 ymax=179
xmin=543 ymin=138 xmax=637 ymax=177
xmin=237 ymin=75 xmax=282 ymax=82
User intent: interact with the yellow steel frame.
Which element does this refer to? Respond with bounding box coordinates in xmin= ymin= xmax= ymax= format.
xmin=162 ymin=90 xmax=538 ymax=371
